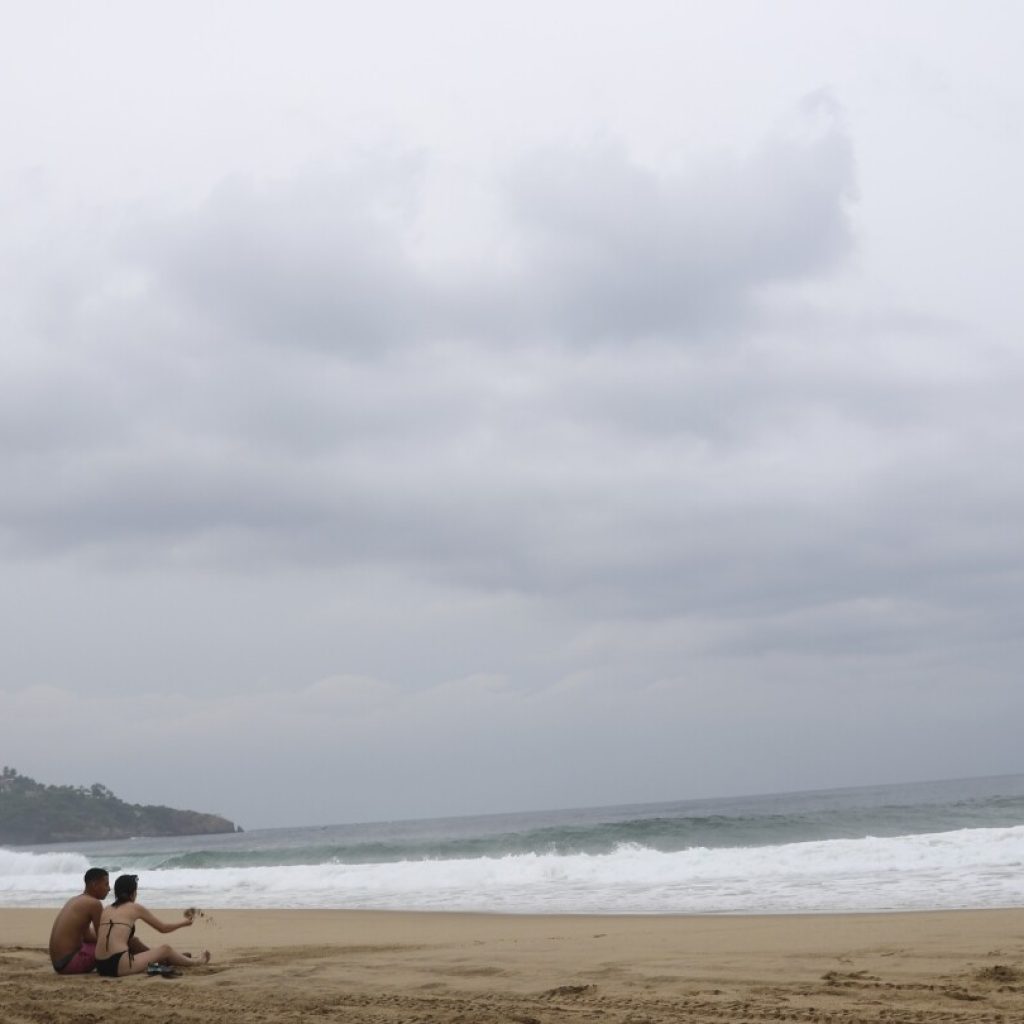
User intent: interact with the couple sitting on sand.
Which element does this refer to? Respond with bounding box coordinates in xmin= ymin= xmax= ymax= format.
xmin=49 ymin=867 xmax=210 ymax=977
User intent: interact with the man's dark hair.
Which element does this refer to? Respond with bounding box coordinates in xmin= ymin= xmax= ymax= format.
xmin=84 ymin=867 xmax=108 ymax=886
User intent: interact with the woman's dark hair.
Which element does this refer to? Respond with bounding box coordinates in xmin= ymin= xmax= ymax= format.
xmin=112 ymin=874 xmax=139 ymax=907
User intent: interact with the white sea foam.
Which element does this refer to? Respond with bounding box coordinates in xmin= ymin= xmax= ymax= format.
xmin=4 ymin=826 xmax=1024 ymax=912
xmin=0 ymin=849 xmax=91 ymax=877
xmin=0 ymin=849 xmax=93 ymax=905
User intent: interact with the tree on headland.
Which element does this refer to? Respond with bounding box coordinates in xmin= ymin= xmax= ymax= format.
xmin=0 ymin=767 xmax=239 ymax=845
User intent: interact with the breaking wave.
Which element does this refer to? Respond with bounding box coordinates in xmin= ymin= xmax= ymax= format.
xmin=5 ymin=825 xmax=1024 ymax=914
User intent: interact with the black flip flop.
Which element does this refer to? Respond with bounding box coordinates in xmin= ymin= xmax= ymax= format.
xmin=146 ymin=963 xmax=181 ymax=978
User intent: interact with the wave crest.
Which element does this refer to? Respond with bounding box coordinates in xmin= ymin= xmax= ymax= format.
xmin=5 ymin=826 xmax=1024 ymax=913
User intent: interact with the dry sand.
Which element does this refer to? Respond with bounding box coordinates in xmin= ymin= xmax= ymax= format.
xmin=3 ymin=907 xmax=1024 ymax=1023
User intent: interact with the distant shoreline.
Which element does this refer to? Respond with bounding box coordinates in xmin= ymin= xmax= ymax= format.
xmin=2 ymin=826 xmax=241 ymax=850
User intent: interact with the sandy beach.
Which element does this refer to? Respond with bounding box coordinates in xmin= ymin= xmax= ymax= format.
xmin=3 ymin=907 xmax=1024 ymax=1023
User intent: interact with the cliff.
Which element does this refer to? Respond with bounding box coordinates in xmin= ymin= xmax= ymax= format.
xmin=0 ymin=767 xmax=240 ymax=844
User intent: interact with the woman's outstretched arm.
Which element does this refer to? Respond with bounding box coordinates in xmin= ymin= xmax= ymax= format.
xmin=135 ymin=904 xmax=194 ymax=935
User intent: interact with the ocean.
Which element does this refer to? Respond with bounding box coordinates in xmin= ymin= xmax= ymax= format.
xmin=4 ymin=774 xmax=1024 ymax=914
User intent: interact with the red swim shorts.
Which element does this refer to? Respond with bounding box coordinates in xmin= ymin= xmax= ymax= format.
xmin=53 ymin=942 xmax=97 ymax=974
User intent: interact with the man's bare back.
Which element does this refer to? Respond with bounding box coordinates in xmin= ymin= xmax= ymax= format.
xmin=49 ymin=870 xmax=110 ymax=973
xmin=49 ymin=893 xmax=102 ymax=961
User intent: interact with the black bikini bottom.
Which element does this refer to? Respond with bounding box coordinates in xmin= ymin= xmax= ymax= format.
xmin=95 ymin=952 xmax=126 ymax=978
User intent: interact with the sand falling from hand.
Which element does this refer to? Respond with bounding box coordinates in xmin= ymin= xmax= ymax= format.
xmin=184 ymin=907 xmax=217 ymax=927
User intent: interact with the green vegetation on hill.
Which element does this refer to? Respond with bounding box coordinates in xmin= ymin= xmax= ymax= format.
xmin=0 ymin=767 xmax=240 ymax=844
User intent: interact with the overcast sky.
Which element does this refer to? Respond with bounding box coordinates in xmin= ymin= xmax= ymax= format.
xmin=2 ymin=1 xmax=1023 ymax=830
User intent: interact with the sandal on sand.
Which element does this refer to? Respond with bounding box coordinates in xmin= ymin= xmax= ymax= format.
xmin=146 ymin=963 xmax=181 ymax=978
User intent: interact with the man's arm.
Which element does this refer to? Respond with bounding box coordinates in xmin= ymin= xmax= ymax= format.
xmin=85 ymin=898 xmax=102 ymax=944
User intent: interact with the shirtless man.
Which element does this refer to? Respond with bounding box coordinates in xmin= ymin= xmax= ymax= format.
xmin=49 ymin=867 xmax=109 ymax=974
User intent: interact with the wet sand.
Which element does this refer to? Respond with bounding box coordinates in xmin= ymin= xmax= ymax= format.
xmin=3 ymin=907 xmax=1024 ymax=1023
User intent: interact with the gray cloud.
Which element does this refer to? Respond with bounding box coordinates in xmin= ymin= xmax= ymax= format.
xmin=111 ymin=101 xmax=856 ymax=359
xmin=0 ymin=107 xmax=862 ymax=579
xmin=504 ymin=109 xmax=854 ymax=341
xmin=138 ymin=160 xmax=431 ymax=354
xmin=3 ymin=24 xmax=1024 ymax=826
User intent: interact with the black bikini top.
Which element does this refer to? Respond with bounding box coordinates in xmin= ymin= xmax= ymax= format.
xmin=104 ymin=919 xmax=136 ymax=944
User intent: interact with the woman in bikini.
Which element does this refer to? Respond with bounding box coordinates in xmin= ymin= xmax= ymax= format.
xmin=94 ymin=874 xmax=210 ymax=977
